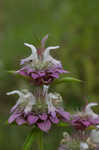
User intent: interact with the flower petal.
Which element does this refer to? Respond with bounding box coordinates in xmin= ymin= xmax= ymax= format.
xmin=56 ymin=108 xmax=70 ymax=121
xmin=39 ymin=113 xmax=48 ymax=120
xmin=8 ymin=113 xmax=21 ymax=123
xmin=37 ymin=120 xmax=51 ymax=132
xmin=27 ymin=115 xmax=38 ymax=125
xmin=50 ymin=115 xmax=59 ymax=124
xmin=16 ymin=117 xmax=26 ymax=125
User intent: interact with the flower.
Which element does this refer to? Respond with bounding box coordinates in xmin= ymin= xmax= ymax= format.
xmin=80 ymin=142 xmax=89 ymax=150
xmin=58 ymin=132 xmax=71 ymax=150
xmin=58 ymin=131 xmax=82 ymax=150
xmin=58 ymin=145 xmax=67 ymax=150
xmin=7 ymin=86 xmax=70 ymax=132
xmin=16 ymin=35 xmax=68 ymax=85
xmin=72 ymin=103 xmax=99 ymax=130
xmin=90 ymin=129 xmax=99 ymax=144
xmin=86 ymin=126 xmax=99 ymax=149
xmin=85 ymin=103 xmax=99 ymax=119
xmin=7 ymin=89 xmax=36 ymax=114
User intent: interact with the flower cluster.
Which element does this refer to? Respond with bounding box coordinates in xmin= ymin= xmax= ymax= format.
xmin=7 ymin=34 xmax=99 ymax=150
xmin=58 ymin=132 xmax=80 ymax=150
xmin=16 ymin=35 xmax=68 ymax=85
xmin=7 ymin=86 xmax=70 ymax=132
xmin=71 ymin=103 xmax=99 ymax=131
xmin=7 ymin=35 xmax=70 ymax=132
xmin=58 ymin=127 xmax=99 ymax=150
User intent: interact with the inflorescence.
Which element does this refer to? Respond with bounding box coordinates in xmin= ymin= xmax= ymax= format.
xmin=7 ymin=34 xmax=99 ymax=150
xmin=7 ymin=35 xmax=70 ymax=132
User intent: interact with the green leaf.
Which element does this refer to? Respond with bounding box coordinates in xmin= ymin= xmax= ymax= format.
xmin=7 ymin=70 xmax=30 ymax=80
xmin=54 ymin=77 xmax=82 ymax=84
xmin=86 ymin=125 xmax=97 ymax=131
xmin=22 ymin=128 xmax=37 ymax=150
xmin=7 ymin=70 xmax=16 ymax=74
xmin=57 ymin=122 xmax=69 ymax=127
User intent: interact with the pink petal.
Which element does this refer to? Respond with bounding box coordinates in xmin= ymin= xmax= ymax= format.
xmin=27 ymin=115 xmax=38 ymax=125
xmin=37 ymin=120 xmax=51 ymax=132
xmin=56 ymin=108 xmax=70 ymax=121
xmin=16 ymin=117 xmax=26 ymax=125
xmin=50 ymin=116 xmax=59 ymax=124
xmin=8 ymin=113 xmax=21 ymax=123
xmin=39 ymin=113 xmax=48 ymax=120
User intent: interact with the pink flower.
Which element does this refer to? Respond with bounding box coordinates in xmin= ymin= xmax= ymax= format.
xmin=72 ymin=103 xmax=99 ymax=130
xmin=7 ymin=87 xmax=70 ymax=132
xmin=16 ymin=35 xmax=69 ymax=85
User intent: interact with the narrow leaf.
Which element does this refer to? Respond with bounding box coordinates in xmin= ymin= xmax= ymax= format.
xmin=7 ymin=70 xmax=30 ymax=80
xmin=7 ymin=70 xmax=16 ymax=74
xmin=55 ymin=77 xmax=81 ymax=84
xmin=57 ymin=122 xmax=69 ymax=127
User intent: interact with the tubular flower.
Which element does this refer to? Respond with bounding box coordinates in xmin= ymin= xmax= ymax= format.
xmin=7 ymin=86 xmax=70 ymax=132
xmin=72 ymin=103 xmax=99 ymax=131
xmin=58 ymin=129 xmax=99 ymax=150
xmin=58 ymin=132 xmax=82 ymax=150
xmin=86 ymin=126 xmax=99 ymax=149
xmin=16 ymin=35 xmax=68 ymax=85
xmin=80 ymin=142 xmax=89 ymax=150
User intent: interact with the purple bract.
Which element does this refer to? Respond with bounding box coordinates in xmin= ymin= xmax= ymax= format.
xmin=17 ymin=65 xmax=68 ymax=86
xmin=72 ymin=116 xmax=99 ymax=131
xmin=8 ymin=108 xmax=70 ymax=132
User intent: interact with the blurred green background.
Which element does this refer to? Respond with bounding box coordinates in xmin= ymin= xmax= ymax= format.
xmin=0 ymin=0 xmax=99 ymax=149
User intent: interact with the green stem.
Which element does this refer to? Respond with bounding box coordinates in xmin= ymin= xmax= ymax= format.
xmin=38 ymin=131 xmax=43 ymax=150
xmin=22 ymin=128 xmax=37 ymax=150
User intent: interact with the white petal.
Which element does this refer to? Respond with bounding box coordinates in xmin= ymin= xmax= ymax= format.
xmin=43 ymin=85 xmax=49 ymax=95
xmin=43 ymin=46 xmax=61 ymax=65
xmin=96 ymin=125 xmax=99 ymax=128
xmin=24 ymin=92 xmax=36 ymax=105
xmin=43 ymin=46 xmax=59 ymax=58
xmin=48 ymin=103 xmax=56 ymax=113
xmin=47 ymin=55 xmax=61 ymax=65
xmin=48 ymin=95 xmax=56 ymax=113
xmin=86 ymin=102 xmax=98 ymax=108
xmin=49 ymin=93 xmax=58 ymax=99
xmin=24 ymin=43 xmax=37 ymax=55
xmin=85 ymin=102 xmax=98 ymax=119
xmin=80 ymin=142 xmax=89 ymax=150
xmin=20 ymin=55 xmax=34 ymax=65
xmin=24 ymin=104 xmax=32 ymax=114
xmin=6 ymin=90 xmax=23 ymax=97
xmin=90 ymin=129 xmax=99 ymax=143
xmin=7 ymin=89 xmax=36 ymax=114
xmin=20 ymin=43 xmax=38 ymax=65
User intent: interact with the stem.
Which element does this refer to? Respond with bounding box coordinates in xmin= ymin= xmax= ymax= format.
xmin=22 ymin=128 xmax=37 ymax=150
xmin=38 ymin=131 xmax=43 ymax=150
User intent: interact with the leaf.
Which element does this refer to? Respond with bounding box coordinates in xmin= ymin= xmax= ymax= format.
xmin=54 ymin=77 xmax=82 ymax=84
xmin=7 ymin=70 xmax=30 ymax=80
xmin=7 ymin=70 xmax=16 ymax=74
xmin=22 ymin=128 xmax=38 ymax=150
xmin=86 ymin=125 xmax=97 ymax=131
xmin=57 ymin=122 xmax=69 ymax=127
